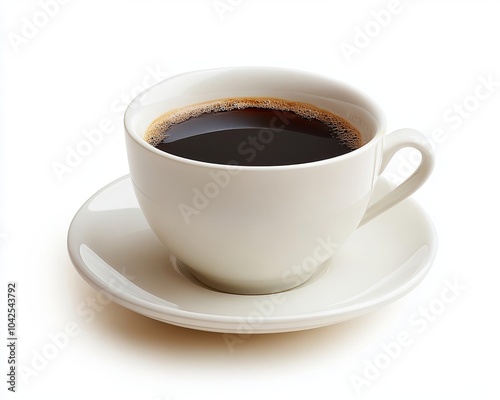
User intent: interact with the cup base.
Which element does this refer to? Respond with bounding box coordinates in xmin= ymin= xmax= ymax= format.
xmin=184 ymin=264 xmax=316 ymax=295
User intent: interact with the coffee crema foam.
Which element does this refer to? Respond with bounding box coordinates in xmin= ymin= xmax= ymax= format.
xmin=144 ymin=97 xmax=362 ymax=149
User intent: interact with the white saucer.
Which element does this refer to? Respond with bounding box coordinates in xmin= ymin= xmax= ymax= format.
xmin=68 ymin=175 xmax=437 ymax=334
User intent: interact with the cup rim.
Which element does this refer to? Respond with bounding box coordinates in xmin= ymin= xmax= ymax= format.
xmin=124 ymin=66 xmax=387 ymax=171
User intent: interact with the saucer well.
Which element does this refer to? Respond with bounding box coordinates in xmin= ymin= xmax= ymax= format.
xmin=67 ymin=175 xmax=437 ymax=334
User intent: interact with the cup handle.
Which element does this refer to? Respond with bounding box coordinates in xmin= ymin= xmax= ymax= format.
xmin=358 ymin=129 xmax=435 ymax=227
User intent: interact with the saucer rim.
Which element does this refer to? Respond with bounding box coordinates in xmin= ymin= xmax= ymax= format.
xmin=68 ymin=175 xmax=438 ymax=333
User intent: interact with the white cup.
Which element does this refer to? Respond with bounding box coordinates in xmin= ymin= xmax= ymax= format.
xmin=124 ymin=67 xmax=434 ymax=295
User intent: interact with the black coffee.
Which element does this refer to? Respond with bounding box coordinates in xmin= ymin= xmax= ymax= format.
xmin=145 ymin=98 xmax=362 ymax=166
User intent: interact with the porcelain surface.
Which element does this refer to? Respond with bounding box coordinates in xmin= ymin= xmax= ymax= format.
xmin=68 ymin=175 xmax=437 ymax=333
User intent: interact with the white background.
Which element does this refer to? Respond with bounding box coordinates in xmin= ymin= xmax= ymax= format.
xmin=1 ymin=0 xmax=499 ymax=399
